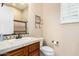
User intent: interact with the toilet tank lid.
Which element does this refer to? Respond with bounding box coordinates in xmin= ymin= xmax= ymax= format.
xmin=41 ymin=46 xmax=54 ymax=52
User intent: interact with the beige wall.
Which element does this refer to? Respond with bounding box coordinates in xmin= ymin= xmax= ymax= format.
xmin=21 ymin=8 xmax=28 ymax=21
xmin=5 ymin=5 xmax=28 ymax=21
xmin=27 ymin=3 xmax=43 ymax=37
xmin=3 ymin=5 xmax=22 ymax=20
xmin=8 ymin=6 xmax=22 ymax=20
xmin=11 ymin=7 xmax=22 ymax=20
xmin=42 ymin=3 xmax=79 ymax=56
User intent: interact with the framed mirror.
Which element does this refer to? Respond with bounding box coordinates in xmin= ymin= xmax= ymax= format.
xmin=14 ymin=20 xmax=27 ymax=34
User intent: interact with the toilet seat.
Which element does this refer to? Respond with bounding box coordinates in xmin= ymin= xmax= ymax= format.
xmin=41 ymin=46 xmax=54 ymax=53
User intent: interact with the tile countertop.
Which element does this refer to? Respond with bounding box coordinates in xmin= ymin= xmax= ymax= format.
xmin=0 ymin=37 xmax=43 ymax=54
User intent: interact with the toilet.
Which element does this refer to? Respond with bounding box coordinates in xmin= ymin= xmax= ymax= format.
xmin=40 ymin=46 xmax=55 ymax=56
xmin=39 ymin=38 xmax=55 ymax=56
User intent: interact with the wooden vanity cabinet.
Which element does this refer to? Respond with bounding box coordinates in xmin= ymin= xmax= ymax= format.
xmin=4 ymin=42 xmax=40 ymax=56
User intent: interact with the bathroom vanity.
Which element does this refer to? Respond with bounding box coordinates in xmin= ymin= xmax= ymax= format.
xmin=0 ymin=37 xmax=43 ymax=56
xmin=6 ymin=42 xmax=40 ymax=56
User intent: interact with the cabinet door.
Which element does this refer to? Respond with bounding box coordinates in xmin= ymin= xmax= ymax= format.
xmin=6 ymin=46 xmax=28 ymax=56
xmin=29 ymin=42 xmax=40 ymax=56
xmin=29 ymin=42 xmax=40 ymax=53
xmin=29 ymin=49 xmax=40 ymax=56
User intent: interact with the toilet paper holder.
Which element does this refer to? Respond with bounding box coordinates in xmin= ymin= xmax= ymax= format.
xmin=52 ymin=40 xmax=59 ymax=46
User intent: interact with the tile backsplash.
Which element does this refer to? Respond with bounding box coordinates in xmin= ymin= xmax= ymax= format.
xmin=3 ymin=34 xmax=29 ymax=40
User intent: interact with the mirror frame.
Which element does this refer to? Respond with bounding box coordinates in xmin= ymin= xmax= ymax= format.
xmin=14 ymin=20 xmax=27 ymax=34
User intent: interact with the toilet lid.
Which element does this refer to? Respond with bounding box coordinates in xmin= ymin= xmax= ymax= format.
xmin=41 ymin=46 xmax=54 ymax=53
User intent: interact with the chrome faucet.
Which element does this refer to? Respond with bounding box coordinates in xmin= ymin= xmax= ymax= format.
xmin=16 ymin=33 xmax=22 ymax=39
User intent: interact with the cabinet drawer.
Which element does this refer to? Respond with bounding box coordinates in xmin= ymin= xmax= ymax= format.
xmin=29 ymin=42 xmax=40 ymax=53
xmin=29 ymin=49 xmax=40 ymax=56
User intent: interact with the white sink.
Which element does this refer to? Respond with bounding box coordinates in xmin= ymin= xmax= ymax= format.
xmin=0 ymin=40 xmax=13 ymax=49
xmin=0 ymin=37 xmax=42 ymax=48
xmin=0 ymin=39 xmax=30 ymax=50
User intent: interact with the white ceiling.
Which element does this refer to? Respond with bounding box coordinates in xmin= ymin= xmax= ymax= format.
xmin=5 ymin=3 xmax=28 ymax=11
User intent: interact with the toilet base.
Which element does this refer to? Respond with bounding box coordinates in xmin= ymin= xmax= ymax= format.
xmin=40 ymin=46 xmax=55 ymax=56
xmin=41 ymin=50 xmax=55 ymax=56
